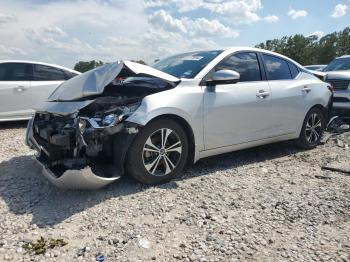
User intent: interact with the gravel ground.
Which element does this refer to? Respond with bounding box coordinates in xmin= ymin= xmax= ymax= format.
xmin=0 ymin=121 xmax=349 ymax=261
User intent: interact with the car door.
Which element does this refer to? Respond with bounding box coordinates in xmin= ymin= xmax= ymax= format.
xmin=203 ymin=52 xmax=274 ymax=150
xmin=29 ymin=64 xmax=68 ymax=106
xmin=0 ymin=62 xmax=32 ymax=119
xmin=261 ymin=54 xmax=305 ymax=135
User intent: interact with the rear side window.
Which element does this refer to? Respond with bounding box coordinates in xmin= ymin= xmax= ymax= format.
xmin=288 ymin=62 xmax=300 ymax=79
xmin=33 ymin=64 xmax=67 ymax=81
xmin=262 ymin=54 xmax=292 ymax=80
xmin=215 ymin=52 xmax=262 ymax=82
xmin=0 ymin=63 xmax=31 ymax=81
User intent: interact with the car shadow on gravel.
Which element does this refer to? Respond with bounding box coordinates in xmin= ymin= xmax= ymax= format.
xmin=0 ymin=141 xmax=301 ymax=228
xmin=0 ymin=120 xmax=28 ymax=129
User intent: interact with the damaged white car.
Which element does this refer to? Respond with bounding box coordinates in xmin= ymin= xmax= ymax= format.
xmin=26 ymin=48 xmax=333 ymax=190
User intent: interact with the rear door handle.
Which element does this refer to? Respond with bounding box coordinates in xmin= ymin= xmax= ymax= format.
xmin=302 ymin=86 xmax=312 ymax=92
xmin=256 ymin=90 xmax=270 ymax=98
xmin=14 ymin=86 xmax=27 ymax=92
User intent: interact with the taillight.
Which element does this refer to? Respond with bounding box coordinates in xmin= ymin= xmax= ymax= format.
xmin=327 ymin=84 xmax=334 ymax=95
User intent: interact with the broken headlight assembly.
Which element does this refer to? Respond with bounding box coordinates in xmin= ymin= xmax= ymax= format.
xmin=78 ymin=101 xmax=140 ymax=131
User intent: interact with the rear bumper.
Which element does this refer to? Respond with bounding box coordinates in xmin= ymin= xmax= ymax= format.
xmin=333 ymin=90 xmax=350 ymax=110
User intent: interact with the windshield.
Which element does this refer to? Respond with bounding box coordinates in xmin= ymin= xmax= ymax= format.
xmin=324 ymin=57 xmax=350 ymax=72
xmin=152 ymin=50 xmax=223 ymax=78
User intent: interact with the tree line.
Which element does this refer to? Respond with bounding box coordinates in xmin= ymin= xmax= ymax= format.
xmin=73 ymin=27 xmax=350 ymax=72
xmin=255 ymin=27 xmax=350 ymax=65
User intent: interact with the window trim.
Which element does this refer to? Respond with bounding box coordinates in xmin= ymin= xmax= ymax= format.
xmin=200 ymin=51 xmax=265 ymax=85
xmin=287 ymin=61 xmax=301 ymax=80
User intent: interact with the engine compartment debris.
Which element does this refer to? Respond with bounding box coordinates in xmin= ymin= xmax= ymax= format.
xmin=320 ymin=116 xmax=350 ymax=146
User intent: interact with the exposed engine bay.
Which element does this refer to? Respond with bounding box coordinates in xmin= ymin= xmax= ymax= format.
xmin=26 ymin=61 xmax=180 ymax=189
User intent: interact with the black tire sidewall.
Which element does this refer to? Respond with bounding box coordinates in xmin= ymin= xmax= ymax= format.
xmin=126 ymin=119 xmax=189 ymax=185
xmin=298 ymin=107 xmax=325 ymax=149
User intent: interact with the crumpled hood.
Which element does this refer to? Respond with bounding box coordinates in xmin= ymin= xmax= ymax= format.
xmin=48 ymin=60 xmax=180 ymax=101
xmin=324 ymin=70 xmax=350 ymax=80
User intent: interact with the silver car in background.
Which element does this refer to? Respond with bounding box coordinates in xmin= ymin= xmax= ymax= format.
xmin=26 ymin=47 xmax=333 ymax=190
xmin=323 ymin=55 xmax=350 ymax=110
xmin=0 ymin=60 xmax=80 ymax=121
xmin=304 ymin=65 xmax=327 ymax=71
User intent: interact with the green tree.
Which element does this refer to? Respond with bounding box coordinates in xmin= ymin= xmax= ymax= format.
xmin=73 ymin=60 xmax=104 ymax=73
xmin=255 ymin=27 xmax=350 ymax=65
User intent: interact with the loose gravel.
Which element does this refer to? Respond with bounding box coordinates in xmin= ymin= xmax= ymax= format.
xmin=0 ymin=121 xmax=349 ymax=261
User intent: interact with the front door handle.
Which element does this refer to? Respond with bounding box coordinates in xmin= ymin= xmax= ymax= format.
xmin=256 ymin=90 xmax=270 ymax=98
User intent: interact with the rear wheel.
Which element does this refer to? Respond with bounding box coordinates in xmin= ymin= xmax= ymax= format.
xmin=126 ymin=119 xmax=188 ymax=185
xmin=296 ymin=107 xmax=325 ymax=149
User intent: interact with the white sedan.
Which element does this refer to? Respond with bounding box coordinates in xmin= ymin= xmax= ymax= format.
xmin=26 ymin=47 xmax=333 ymax=190
xmin=0 ymin=60 xmax=80 ymax=121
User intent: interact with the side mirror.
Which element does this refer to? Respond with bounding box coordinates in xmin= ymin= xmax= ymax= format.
xmin=206 ymin=70 xmax=240 ymax=85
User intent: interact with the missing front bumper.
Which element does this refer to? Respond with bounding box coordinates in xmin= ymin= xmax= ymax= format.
xmin=35 ymin=159 xmax=120 ymax=190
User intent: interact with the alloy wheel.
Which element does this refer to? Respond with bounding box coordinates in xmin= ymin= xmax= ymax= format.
xmin=305 ymin=113 xmax=322 ymax=144
xmin=142 ymin=128 xmax=182 ymax=176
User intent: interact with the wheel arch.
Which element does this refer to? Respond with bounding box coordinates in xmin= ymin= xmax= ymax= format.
xmin=309 ymin=103 xmax=329 ymax=123
xmin=146 ymin=114 xmax=196 ymax=167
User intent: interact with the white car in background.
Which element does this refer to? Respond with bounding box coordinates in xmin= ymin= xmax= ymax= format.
xmin=0 ymin=60 xmax=80 ymax=121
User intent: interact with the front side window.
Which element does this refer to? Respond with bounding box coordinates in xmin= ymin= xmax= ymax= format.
xmin=33 ymin=64 xmax=67 ymax=81
xmin=0 ymin=63 xmax=31 ymax=81
xmin=262 ymin=54 xmax=292 ymax=80
xmin=215 ymin=52 xmax=262 ymax=82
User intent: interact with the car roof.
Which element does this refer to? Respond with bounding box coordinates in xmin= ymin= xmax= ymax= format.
xmin=193 ymin=47 xmax=305 ymax=79
xmin=220 ymin=46 xmax=302 ymax=65
xmin=338 ymin=55 xmax=350 ymax=59
xmin=0 ymin=60 xmax=80 ymax=74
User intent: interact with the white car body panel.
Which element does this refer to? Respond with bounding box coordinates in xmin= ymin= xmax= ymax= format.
xmin=203 ymin=80 xmax=273 ymax=149
xmin=0 ymin=80 xmax=32 ymax=120
xmin=0 ymin=60 xmax=80 ymax=121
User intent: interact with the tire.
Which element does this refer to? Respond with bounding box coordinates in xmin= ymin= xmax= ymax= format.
xmin=296 ymin=107 xmax=325 ymax=149
xmin=126 ymin=119 xmax=189 ymax=185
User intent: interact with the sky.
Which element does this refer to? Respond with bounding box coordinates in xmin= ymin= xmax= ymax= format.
xmin=0 ymin=0 xmax=349 ymax=68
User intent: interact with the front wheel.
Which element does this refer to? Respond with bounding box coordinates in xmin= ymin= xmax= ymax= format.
xmin=296 ymin=107 xmax=325 ymax=149
xmin=126 ymin=119 xmax=189 ymax=185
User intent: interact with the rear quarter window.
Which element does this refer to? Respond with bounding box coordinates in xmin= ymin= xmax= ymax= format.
xmin=287 ymin=62 xmax=300 ymax=79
